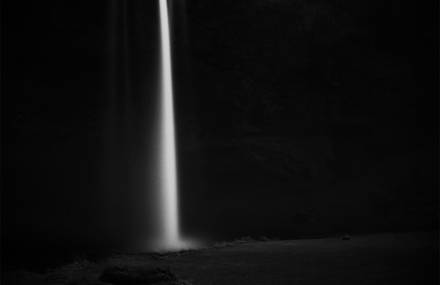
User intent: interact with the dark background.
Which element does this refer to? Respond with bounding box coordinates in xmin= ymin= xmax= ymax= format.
xmin=2 ymin=0 xmax=438 ymax=269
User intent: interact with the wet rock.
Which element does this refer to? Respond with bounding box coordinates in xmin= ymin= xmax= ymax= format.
xmin=99 ymin=266 xmax=177 ymax=285
xmin=342 ymin=234 xmax=351 ymax=241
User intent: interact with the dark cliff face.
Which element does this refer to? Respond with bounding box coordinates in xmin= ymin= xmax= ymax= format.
xmin=176 ymin=0 xmax=438 ymax=238
xmin=2 ymin=0 xmax=438 ymax=267
xmin=179 ymin=0 xmax=437 ymax=137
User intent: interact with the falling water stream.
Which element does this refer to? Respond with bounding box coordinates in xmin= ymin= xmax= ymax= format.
xmin=155 ymin=0 xmax=194 ymax=251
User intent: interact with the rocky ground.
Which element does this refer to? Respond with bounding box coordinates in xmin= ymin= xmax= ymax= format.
xmin=3 ymin=232 xmax=438 ymax=285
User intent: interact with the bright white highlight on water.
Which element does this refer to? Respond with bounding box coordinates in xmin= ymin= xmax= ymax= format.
xmin=156 ymin=0 xmax=196 ymax=251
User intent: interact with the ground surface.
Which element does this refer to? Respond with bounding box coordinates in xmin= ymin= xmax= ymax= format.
xmin=3 ymin=232 xmax=438 ymax=285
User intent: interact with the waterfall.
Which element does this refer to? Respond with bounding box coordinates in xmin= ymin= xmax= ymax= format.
xmin=157 ymin=0 xmax=180 ymax=249
xmin=155 ymin=0 xmax=201 ymax=251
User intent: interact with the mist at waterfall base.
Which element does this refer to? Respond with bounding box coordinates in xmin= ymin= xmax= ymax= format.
xmin=2 ymin=0 xmax=438 ymax=269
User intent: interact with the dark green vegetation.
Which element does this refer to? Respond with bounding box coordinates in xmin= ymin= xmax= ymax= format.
xmin=3 ymin=233 xmax=438 ymax=285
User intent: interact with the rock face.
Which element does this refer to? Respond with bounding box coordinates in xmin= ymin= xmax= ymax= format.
xmin=175 ymin=0 xmax=437 ymax=240
xmin=99 ymin=266 xmax=177 ymax=285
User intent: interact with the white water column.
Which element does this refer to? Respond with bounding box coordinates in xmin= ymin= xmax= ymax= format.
xmin=157 ymin=0 xmax=181 ymax=249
